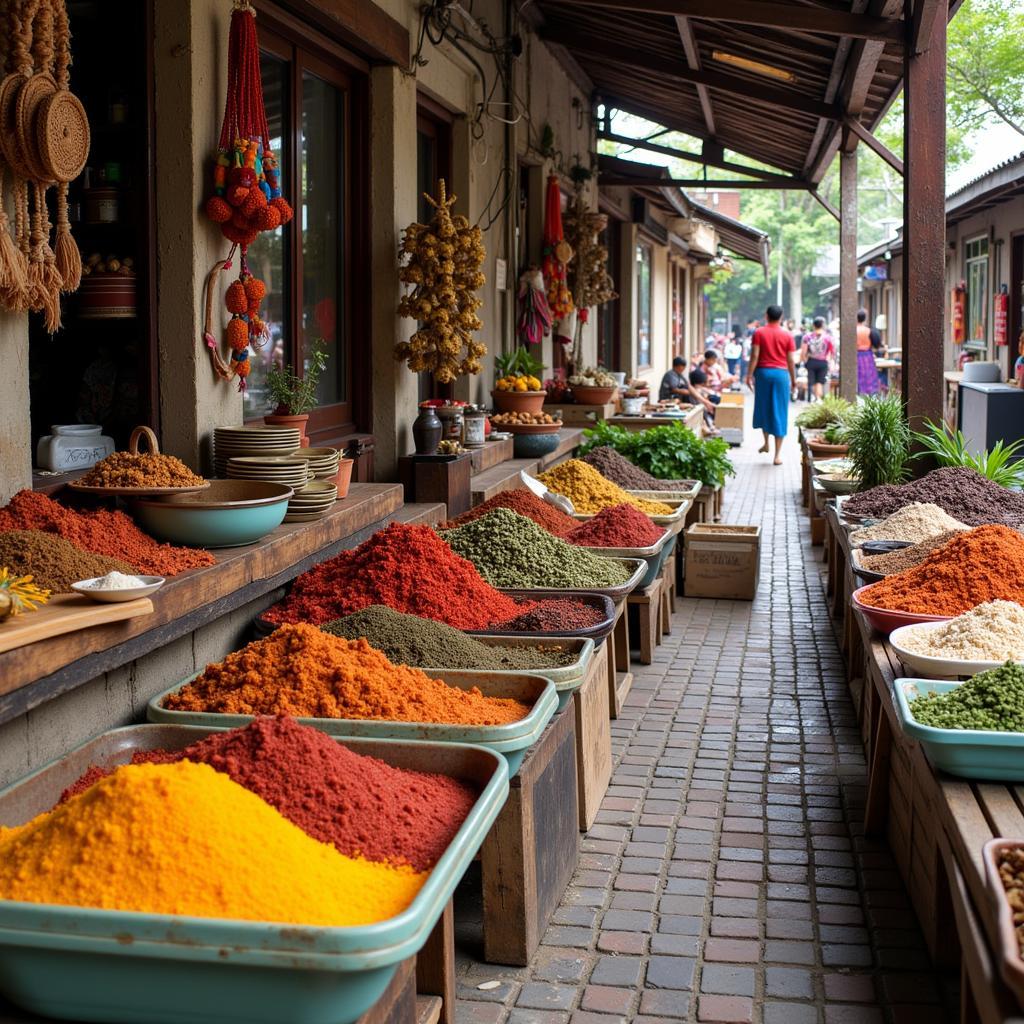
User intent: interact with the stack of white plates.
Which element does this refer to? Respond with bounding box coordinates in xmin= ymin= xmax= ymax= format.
xmin=284 ymin=480 xmax=338 ymax=523
xmin=226 ymin=456 xmax=311 ymax=490
xmin=294 ymin=447 xmax=341 ymax=480
xmin=213 ymin=426 xmax=301 ymax=477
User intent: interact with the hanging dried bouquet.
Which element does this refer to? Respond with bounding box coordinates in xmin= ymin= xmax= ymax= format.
xmin=396 ymin=180 xmax=486 ymax=383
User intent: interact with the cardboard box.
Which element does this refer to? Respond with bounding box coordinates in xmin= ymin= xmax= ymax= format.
xmin=718 ymin=392 xmax=745 ymax=407
xmin=683 ymin=524 xmax=760 ymax=600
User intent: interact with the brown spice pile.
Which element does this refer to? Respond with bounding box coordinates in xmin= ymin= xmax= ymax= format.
xmin=0 ymin=530 xmax=136 ymax=592
xmin=859 ymin=530 xmax=965 ymax=575
xmin=165 ymin=623 xmax=532 ymax=725
xmin=79 ymin=452 xmax=204 ymax=489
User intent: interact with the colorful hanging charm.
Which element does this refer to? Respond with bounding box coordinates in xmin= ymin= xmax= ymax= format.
xmin=203 ymin=0 xmax=291 ymax=390
xmin=541 ymin=174 xmax=574 ymax=322
xmin=516 ymin=266 xmax=552 ymax=347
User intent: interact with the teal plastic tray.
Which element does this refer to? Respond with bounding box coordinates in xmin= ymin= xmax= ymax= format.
xmin=149 ymin=670 xmax=557 ymax=776
xmin=0 ymin=725 xmax=509 ymax=1024
xmin=489 ymin=557 xmax=646 ymax=603
xmin=894 ymin=678 xmax=1024 ymax=781
xmin=578 ymin=531 xmax=671 ymax=590
xmin=421 ymin=636 xmax=594 ymax=711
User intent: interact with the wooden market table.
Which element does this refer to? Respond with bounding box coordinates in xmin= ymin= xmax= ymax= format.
xmin=824 ymin=503 xmax=1024 ymax=1023
xmin=605 ymin=405 xmax=704 ymax=436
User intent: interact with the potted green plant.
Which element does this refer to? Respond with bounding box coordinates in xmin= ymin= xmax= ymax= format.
xmin=492 ymin=348 xmax=546 ymax=414
xmin=264 ymin=344 xmax=329 ymax=447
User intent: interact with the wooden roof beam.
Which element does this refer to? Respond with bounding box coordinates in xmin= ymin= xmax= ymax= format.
xmin=553 ymin=0 xmax=905 ymax=45
xmin=540 ymin=29 xmax=843 ymax=121
xmin=844 ymin=117 xmax=904 ymax=174
xmin=597 ymin=130 xmax=795 ymax=181
xmin=910 ymin=0 xmax=945 ymax=54
xmin=600 ymin=175 xmax=815 ymax=189
xmin=675 ymin=16 xmax=716 ymax=137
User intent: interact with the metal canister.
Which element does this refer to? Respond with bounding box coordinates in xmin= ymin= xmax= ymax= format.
xmin=463 ymin=404 xmax=486 ymax=447
xmin=435 ymin=402 xmax=465 ymax=442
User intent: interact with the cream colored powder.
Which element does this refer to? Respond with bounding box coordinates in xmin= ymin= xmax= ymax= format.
xmin=898 ymin=600 xmax=1024 ymax=660
xmin=850 ymin=502 xmax=969 ymax=547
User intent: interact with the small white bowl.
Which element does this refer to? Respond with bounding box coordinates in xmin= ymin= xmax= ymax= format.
xmin=71 ymin=576 xmax=166 ymax=603
xmin=889 ymin=621 xmax=1022 ymax=679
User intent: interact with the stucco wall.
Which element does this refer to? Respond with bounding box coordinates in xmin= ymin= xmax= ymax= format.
xmin=0 ymin=310 xmax=30 ymax=502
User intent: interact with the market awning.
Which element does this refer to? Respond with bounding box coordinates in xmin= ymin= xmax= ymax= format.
xmin=531 ymin=0 xmax=957 ymax=187
xmin=684 ymin=196 xmax=770 ymax=267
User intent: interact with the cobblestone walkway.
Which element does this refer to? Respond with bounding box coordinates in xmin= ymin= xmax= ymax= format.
xmin=455 ymin=418 xmax=954 ymax=1024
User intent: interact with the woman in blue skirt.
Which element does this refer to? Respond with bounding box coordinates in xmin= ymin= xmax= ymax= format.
xmin=745 ymin=304 xmax=797 ymax=465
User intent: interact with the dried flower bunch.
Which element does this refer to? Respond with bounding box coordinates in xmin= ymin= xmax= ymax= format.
xmin=564 ymin=190 xmax=616 ymax=311
xmin=396 ymin=180 xmax=486 ymax=383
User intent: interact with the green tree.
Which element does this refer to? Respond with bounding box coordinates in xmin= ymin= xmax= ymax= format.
xmin=948 ymin=0 xmax=1024 ymax=138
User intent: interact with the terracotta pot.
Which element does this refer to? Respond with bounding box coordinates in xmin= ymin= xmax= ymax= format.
xmin=334 ymin=457 xmax=354 ymax=498
xmin=571 ymin=385 xmax=617 ymax=405
xmin=491 ymin=389 xmax=546 ymax=415
xmin=264 ymin=412 xmax=310 ymax=448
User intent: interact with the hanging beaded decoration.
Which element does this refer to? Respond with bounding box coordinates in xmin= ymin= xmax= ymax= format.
xmin=202 ymin=0 xmax=292 ymax=390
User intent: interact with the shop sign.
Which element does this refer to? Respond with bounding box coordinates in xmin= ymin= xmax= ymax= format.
xmin=952 ymin=282 xmax=966 ymax=344
xmin=995 ymin=285 xmax=1009 ymax=345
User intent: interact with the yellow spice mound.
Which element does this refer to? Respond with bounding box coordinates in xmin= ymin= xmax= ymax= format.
xmin=0 ymin=761 xmax=425 ymax=926
xmin=537 ymin=459 xmax=673 ymax=515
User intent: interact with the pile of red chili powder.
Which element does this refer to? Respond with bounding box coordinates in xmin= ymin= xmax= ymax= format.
xmin=264 ymin=522 xmax=527 ymax=629
xmin=0 ymin=490 xmax=214 ymax=576
xmin=440 ymin=488 xmax=577 ymax=536
xmin=62 ymin=717 xmax=476 ymax=872
xmin=565 ymin=503 xmax=665 ymax=548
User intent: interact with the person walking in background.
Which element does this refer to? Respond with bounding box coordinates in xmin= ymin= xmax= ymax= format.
xmin=800 ymin=316 xmax=835 ymax=403
xmin=746 ymin=304 xmax=797 ymax=466
xmin=724 ymin=328 xmax=742 ymax=378
xmin=856 ymin=309 xmax=881 ymax=395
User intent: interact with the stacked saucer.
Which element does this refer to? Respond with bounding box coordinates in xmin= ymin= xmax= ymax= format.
xmin=294 ymin=447 xmax=341 ymax=481
xmin=284 ymin=480 xmax=338 ymax=523
xmin=226 ymin=456 xmax=311 ymax=491
xmin=212 ymin=426 xmax=300 ymax=477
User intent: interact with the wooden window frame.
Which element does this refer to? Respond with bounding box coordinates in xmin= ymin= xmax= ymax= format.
xmin=247 ymin=13 xmax=370 ymax=446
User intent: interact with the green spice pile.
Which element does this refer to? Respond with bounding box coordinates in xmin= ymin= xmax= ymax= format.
xmin=909 ymin=663 xmax=1024 ymax=732
xmin=0 ymin=530 xmax=135 ymax=593
xmin=321 ymin=605 xmax=579 ymax=670
xmin=440 ymin=508 xmax=631 ymax=589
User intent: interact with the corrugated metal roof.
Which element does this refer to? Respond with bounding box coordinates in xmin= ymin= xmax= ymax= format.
xmin=946 ymin=151 xmax=1024 ymax=201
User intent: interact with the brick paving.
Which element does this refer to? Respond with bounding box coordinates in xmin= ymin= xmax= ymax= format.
xmin=454 ymin=415 xmax=956 ymax=1024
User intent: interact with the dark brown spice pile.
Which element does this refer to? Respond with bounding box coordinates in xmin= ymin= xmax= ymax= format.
xmin=0 ymin=530 xmax=136 ymax=592
xmin=581 ymin=446 xmax=696 ymax=492
xmin=844 ymin=467 xmax=1024 ymax=528
xmin=860 ymin=530 xmax=964 ymax=575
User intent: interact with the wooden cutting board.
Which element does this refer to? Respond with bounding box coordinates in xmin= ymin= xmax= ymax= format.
xmin=0 ymin=594 xmax=155 ymax=655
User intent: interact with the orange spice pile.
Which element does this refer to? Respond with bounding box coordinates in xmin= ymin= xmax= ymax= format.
xmin=859 ymin=524 xmax=1024 ymax=615
xmin=164 ymin=623 xmax=532 ymax=725
xmin=79 ymin=452 xmax=205 ymax=489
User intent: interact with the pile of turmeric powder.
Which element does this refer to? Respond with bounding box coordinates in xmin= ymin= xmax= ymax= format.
xmin=163 ymin=623 xmax=531 ymax=725
xmin=0 ymin=761 xmax=424 ymax=926
xmin=536 ymin=459 xmax=673 ymax=516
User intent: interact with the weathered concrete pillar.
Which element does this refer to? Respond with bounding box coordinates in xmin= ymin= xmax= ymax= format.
xmin=153 ymin=0 xmax=241 ymax=471
xmin=370 ymin=65 xmax=418 ymax=481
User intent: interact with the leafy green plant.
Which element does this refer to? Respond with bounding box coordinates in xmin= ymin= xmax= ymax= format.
xmin=794 ymin=395 xmax=853 ymax=430
xmin=495 ymin=348 xmax=544 ymax=380
xmin=580 ymin=421 xmax=736 ymax=488
xmin=266 ymin=342 xmax=329 ymax=415
xmin=822 ymin=421 xmax=847 ymax=445
xmin=911 ymin=419 xmax=1024 ymax=488
xmin=844 ymin=395 xmax=910 ymax=489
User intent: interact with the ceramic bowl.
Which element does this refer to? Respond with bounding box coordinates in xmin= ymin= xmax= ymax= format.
xmin=71 ymin=576 xmax=165 ymax=603
xmin=889 ymin=621 xmax=1023 ymax=679
xmin=851 ymin=585 xmax=953 ymax=634
xmin=491 ymin=390 xmax=546 ymax=415
xmin=513 ymin=432 xmax=562 ymax=458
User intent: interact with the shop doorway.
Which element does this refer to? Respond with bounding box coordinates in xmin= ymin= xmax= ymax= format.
xmin=1011 ymin=233 xmax=1024 ymax=379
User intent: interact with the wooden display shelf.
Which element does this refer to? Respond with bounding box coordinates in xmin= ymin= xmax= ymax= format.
xmin=0 ymin=483 xmax=404 ymax=726
xmin=480 ymin=701 xmax=579 ymax=965
xmin=606 ymin=598 xmax=633 ymax=718
xmin=542 ymin=401 xmax=615 ymax=426
xmin=573 ymin=640 xmax=611 ymax=830
xmin=627 ymin=574 xmax=664 ymax=666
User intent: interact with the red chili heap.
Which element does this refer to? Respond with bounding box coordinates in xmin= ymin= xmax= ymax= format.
xmin=62 ymin=717 xmax=476 ymax=872
xmin=566 ymin=503 xmax=665 ymax=548
xmin=263 ymin=522 xmax=526 ymax=629
xmin=491 ymin=598 xmax=604 ymax=633
xmin=440 ymin=488 xmax=577 ymax=536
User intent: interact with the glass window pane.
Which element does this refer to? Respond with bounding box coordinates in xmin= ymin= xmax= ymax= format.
xmin=244 ymin=52 xmax=289 ymax=419
xmin=636 ymin=244 xmax=651 ymax=368
xmin=301 ymin=72 xmax=345 ymax=408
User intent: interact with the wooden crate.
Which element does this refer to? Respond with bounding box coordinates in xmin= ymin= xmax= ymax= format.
xmin=627 ymin=574 xmax=664 ymax=665
xmin=606 ymin=598 xmax=633 ymax=718
xmin=480 ymin=703 xmax=579 ymax=965
xmin=416 ymin=900 xmax=455 ymax=1024
xmin=573 ymin=641 xmax=612 ymax=830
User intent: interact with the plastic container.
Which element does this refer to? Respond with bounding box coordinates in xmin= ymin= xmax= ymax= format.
xmin=468 ymin=590 xmax=616 ymax=646
xmin=893 ymin=678 xmax=1024 ymax=781
xmin=578 ymin=531 xmax=671 ymax=590
xmin=0 ymin=725 xmax=509 ymax=1024
xmin=982 ymin=839 xmax=1024 ymax=1006
xmin=422 ymin=636 xmax=594 ymax=711
xmin=150 ymin=671 xmax=557 ymax=776
xmin=888 ymin=622 xmax=1020 ymax=679
xmin=487 ymin=558 xmax=645 ymax=604
xmin=851 ymin=585 xmax=953 ymax=634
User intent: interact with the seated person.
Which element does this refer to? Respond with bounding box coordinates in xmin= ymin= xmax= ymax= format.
xmin=701 ymin=350 xmax=735 ymax=393
xmin=689 ymin=367 xmax=719 ymax=432
xmin=660 ymin=356 xmax=715 ymax=418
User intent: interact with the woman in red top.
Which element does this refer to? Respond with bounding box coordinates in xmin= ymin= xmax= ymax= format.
xmin=745 ymin=304 xmax=797 ymax=465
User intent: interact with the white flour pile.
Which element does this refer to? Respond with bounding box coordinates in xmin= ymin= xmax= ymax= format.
xmin=850 ymin=502 xmax=968 ymax=546
xmin=897 ymin=600 xmax=1024 ymax=660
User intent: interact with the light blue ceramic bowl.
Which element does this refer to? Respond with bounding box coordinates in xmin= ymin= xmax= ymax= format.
xmin=894 ymin=678 xmax=1024 ymax=781
xmin=132 ymin=481 xmax=293 ymax=548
